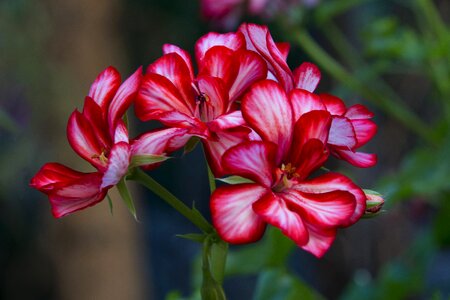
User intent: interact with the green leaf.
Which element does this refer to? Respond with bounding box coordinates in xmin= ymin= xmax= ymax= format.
xmin=176 ymin=233 xmax=206 ymax=243
xmin=217 ymin=176 xmax=254 ymax=185
xmin=252 ymin=268 xmax=325 ymax=300
xmin=107 ymin=194 xmax=114 ymax=215
xmin=130 ymin=154 xmax=169 ymax=168
xmin=117 ymin=178 xmax=137 ymax=220
xmin=184 ymin=136 xmax=200 ymax=154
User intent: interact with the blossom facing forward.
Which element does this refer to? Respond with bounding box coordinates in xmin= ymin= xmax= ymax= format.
xmin=211 ymin=80 xmax=366 ymax=257
xmin=135 ymin=32 xmax=267 ymax=176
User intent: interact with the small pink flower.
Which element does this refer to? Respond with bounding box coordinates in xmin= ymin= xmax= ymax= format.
xmin=211 ymin=80 xmax=366 ymax=257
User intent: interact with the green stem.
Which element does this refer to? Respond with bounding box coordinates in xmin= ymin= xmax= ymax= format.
xmin=127 ymin=168 xmax=214 ymax=234
xmin=201 ymin=235 xmax=227 ymax=300
xmin=285 ymin=27 xmax=437 ymax=144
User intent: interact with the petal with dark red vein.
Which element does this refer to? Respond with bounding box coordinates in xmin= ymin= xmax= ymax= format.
xmin=199 ymin=46 xmax=238 ymax=91
xmin=67 ymin=110 xmax=105 ymax=170
xmin=293 ymin=62 xmax=321 ymax=92
xmin=242 ymin=80 xmax=293 ymax=162
xmin=146 ymin=54 xmax=195 ymax=112
xmin=228 ymin=49 xmax=267 ymax=102
xmin=162 ymin=43 xmax=194 ymax=80
xmin=289 ymin=89 xmax=326 ymax=121
xmin=47 ymin=172 xmax=106 ymax=218
xmin=202 ymin=127 xmax=250 ymax=177
xmin=281 ymin=188 xmax=356 ymax=227
xmin=211 ymin=184 xmax=268 ymax=244
xmin=108 ymin=67 xmax=142 ymax=132
xmin=30 ymin=163 xmax=87 ymax=192
xmin=320 ymin=94 xmax=346 ymax=116
xmin=294 ymin=172 xmax=366 ymax=226
xmin=300 ymin=223 xmax=336 ymax=258
xmin=136 ymin=73 xmax=193 ymax=120
xmin=352 ymin=119 xmax=377 ymax=147
xmin=195 ymin=32 xmax=245 ymax=63
xmin=252 ymin=192 xmax=309 ymax=246
xmin=88 ymin=66 xmax=121 ymax=110
xmin=333 ymin=149 xmax=377 ymax=168
xmin=223 ymin=141 xmax=277 ymax=187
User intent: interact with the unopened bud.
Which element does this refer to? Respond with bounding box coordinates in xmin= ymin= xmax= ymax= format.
xmin=363 ymin=189 xmax=385 ymax=218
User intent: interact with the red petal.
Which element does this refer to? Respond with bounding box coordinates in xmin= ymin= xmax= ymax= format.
xmin=199 ymin=46 xmax=238 ymax=91
xmin=281 ymin=187 xmax=356 ymax=227
xmin=162 ymin=43 xmax=194 ymax=80
xmin=345 ymin=104 xmax=374 ymax=119
xmin=196 ymin=75 xmax=229 ymax=121
xmin=293 ymin=62 xmax=321 ymax=92
xmin=131 ymin=127 xmax=189 ymax=157
xmin=223 ymin=141 xmax=277 ymax=187
xmin=239 ymin=23 xmax=294 ymax=91
xmin=108 ymin=66 xmax=142 ymax=132
xmin=155 ymin=111 xmax=208 ymax=137
xmin=146 ymin=53 xmax=195 ymax=113
xmin=328 ymin=116 xmax=357 ymax=149
xmin=320 ymin=94 xmax=346 ymax=115
xmin=195 ymin=32 xmax=245 ymax=63
xmin=228 ymin=49 xmax=267 ymax=103
xmin=289 ymin=89 xmax=326 ymax=121
xmin=30 ymin=163 xmax=87 ymax=192
xmin=48 ymin=172 xmax=106 ymax=218
xmin=352 ymin=119 xmax=377 ymax=147
xmin=101 ymin=142 xmax=130 ymax=188
xmin=300 ymin=223 xmax=336 ymax=258
xmin=202 ymin=127 xmax=250 ymax=177
xmin=291 ymin=110 xmax=331 ymax=156
xmin=332 ymin=149 xmax=377 ymax=168
xmin=253 ymin=192 xmax=309 ymax=246
xmin=88 ymin=66 xmax=121 ymax=110
xmin=242 ymin=80 xmax=293 ymax=163
xmin=211 ymin=184 xmax=268 ymax=244
xmin=208 ymin=110 xmax=246 ymax=132
xmin=67 ymin=110 xmax=105 ymax=170
xmin=136 ymin=73 xmax=193 ymax=121
xmin=113 ymin=120 xmax=129 ymax=144
xmin=294 ymin=172 xmax=366 ymax=226
xmin=275 ymin=42 xmax=290 ymax=61
xmin=290 ymin=139 xmax=329 ymax=180
xmin=81 ymin=97 xmax=111 ymax=149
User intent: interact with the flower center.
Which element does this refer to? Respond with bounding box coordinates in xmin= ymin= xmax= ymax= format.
xmin=92 ymin=149 xmax=109 ymax=165
xmin=273 ymin=163 xmax=298 ymax=192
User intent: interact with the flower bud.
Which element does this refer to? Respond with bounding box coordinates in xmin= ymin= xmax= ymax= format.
xmin=363 ymin=189 xmax=385 ymax=218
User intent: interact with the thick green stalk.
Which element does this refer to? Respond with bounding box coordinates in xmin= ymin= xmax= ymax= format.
xmin=127 ymin=168 xmax=214 ymax=234
xmin=286 ymin=27 xmax=436 ymax=144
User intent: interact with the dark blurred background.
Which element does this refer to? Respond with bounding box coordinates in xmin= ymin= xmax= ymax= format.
xmin=1 ymin=0 xmax=449 ymax=299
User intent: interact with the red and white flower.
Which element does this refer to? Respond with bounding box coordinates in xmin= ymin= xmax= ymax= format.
xmin=31 ymin=66 xmax=184 ymax=217
xmin=240 ymin=23 xmax=377 ymax=167
xmin=135 ymin=32 xmax=268 ymax=176
xmin=211 ymin=80 xmax=366 ymax=257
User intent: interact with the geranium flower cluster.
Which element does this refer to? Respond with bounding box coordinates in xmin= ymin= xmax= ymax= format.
xmin=31 ymin=23 xmax=377 ymax=257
